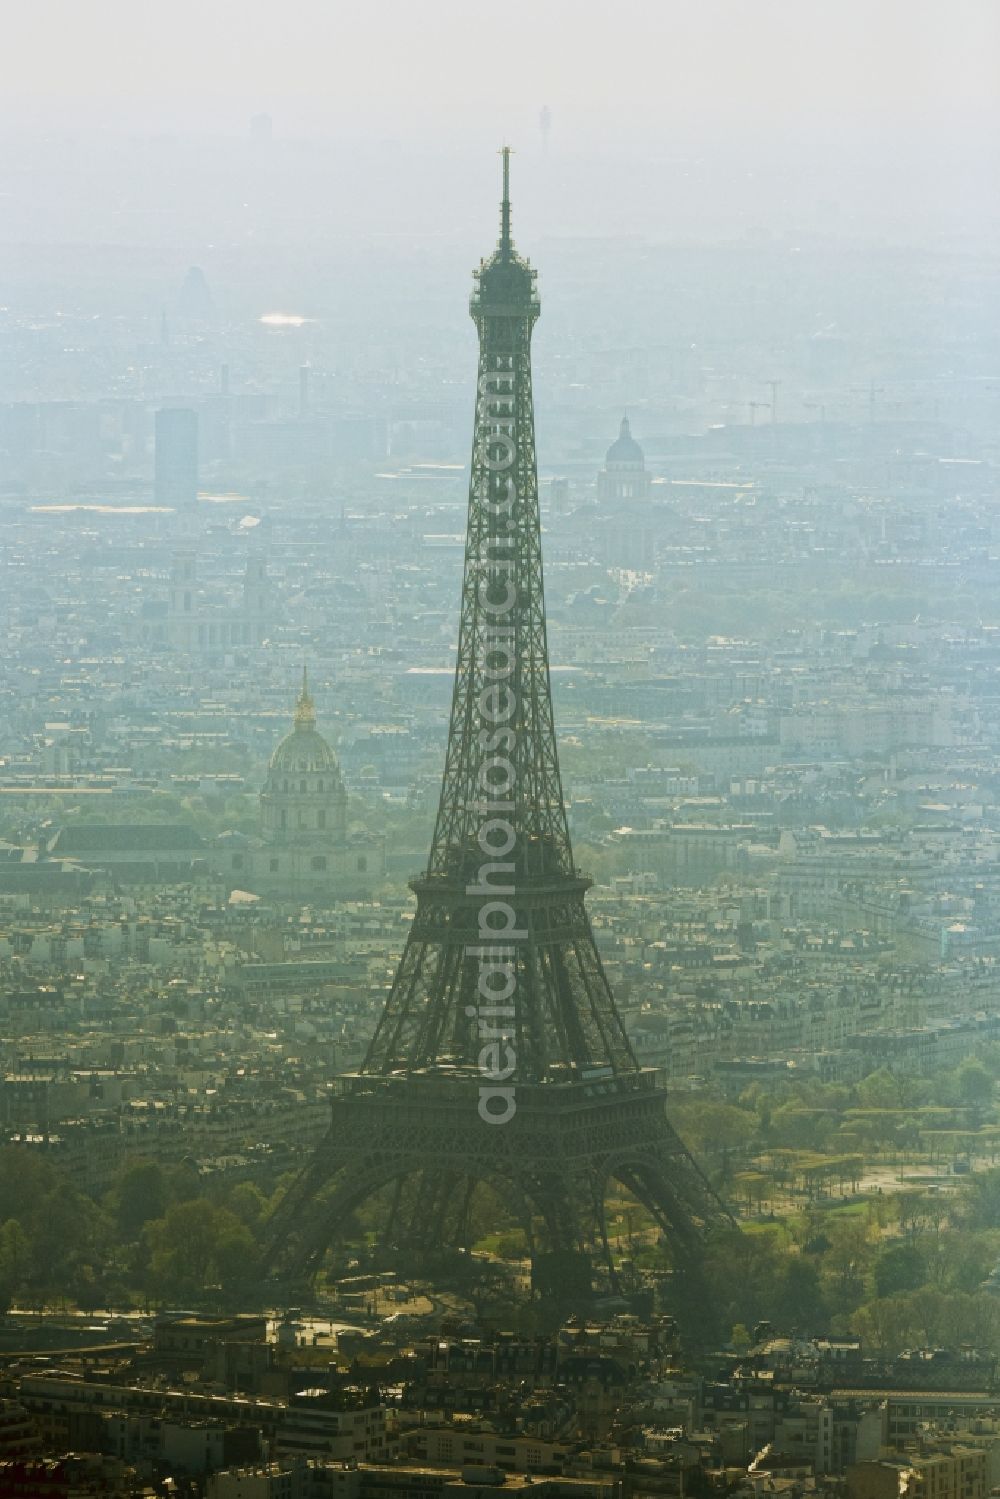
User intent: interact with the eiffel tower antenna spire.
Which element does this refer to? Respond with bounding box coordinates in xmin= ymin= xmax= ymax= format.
xmin=500 ymin=143 xmax=512 ymax=256
xmin=260 ymin=152 xmax=731 ymax=1318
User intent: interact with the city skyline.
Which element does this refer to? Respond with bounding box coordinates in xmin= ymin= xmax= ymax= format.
xmin=2 ymin=6 xmax=1000 ymax=1494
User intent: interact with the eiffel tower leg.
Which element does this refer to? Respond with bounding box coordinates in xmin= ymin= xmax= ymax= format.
xmin=384 ymin=1176 xmax=406 ymax=1248
xmin=407 ymin=1169 xmax=466 ymax=1251
xmin=520 ymin=1167 xmax=584 ymax=1255
xmin=612 ymin=1159 xmax=722 ymax=1332
xmin=501 ymin=1176 xmax=539 ymax=1270
xmin=457 ymin=1177 xmax=477 ymax=1250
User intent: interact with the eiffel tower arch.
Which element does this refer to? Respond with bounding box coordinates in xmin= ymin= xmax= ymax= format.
xmin=261 ymin=151 xmax=732 ymax=1305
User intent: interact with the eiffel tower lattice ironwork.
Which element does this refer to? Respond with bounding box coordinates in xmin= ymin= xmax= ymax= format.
xmin=261 ymin=150 xmax=731 ymax=1295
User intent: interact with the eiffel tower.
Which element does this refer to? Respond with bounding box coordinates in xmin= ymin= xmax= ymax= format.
xmin=261 ymin=151 xmax=731 ymax=1301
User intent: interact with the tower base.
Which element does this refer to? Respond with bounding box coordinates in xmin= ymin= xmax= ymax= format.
xmin=261 ymin=1068 xmax=729 ymax=1326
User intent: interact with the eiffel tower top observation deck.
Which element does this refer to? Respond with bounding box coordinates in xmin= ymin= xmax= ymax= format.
xmin=470 ymin=145 xmax=539 ymax=315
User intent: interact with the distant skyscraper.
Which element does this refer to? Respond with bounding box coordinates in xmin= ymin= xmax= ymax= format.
xmin=177 ymin=266 xmax=213 ymax=322
xmin=154 ymin=408 xmax=199 ymax=507
xmin=539 ymin=104 xmax=552 ymax=153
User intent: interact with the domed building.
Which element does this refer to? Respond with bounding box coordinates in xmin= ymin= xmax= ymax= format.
xmin=260 ymin=669 xmax=347 ymax=847
xmin=597 ymin=415 xmax=651 ymax=503
xmin=215 ymin=672 xmax=383 ymax=899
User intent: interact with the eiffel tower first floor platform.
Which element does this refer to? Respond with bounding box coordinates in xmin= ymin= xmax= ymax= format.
xmin=259 ymin=1065 xmax=732 ymax=1306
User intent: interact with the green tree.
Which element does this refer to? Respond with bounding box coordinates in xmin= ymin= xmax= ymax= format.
xmin=225 ymin=1183 xmax=269 ymax=1232
xmin=214 ymin=1222 xmax=258 ymax=1296
xmin=820 ymin=1218 xmax=872 ymax=1312
xmin=673 ymin=1100 xmax=758 ymax=1163
xmin=955 ymin=1168 xmax=1000 ymax=1231
xmin=108 ymin=1161 xmax=169 ymax=1241
xmin=0 ymin=1219 xmax=30 ymax=1310
xmin=780 ymin=1257 xmax=827 ymax=1332
xmin=145 ymin=1199 xmax=257 ymax=1302
xmin=0 ymin=1149 xmax=60 ymax=1224
xmin=957 ymin=1059 xmax=993 ymax=1111
xmin=731 ymin=1322 xmax=752 ymax=1351
xmin=856 ymin=1069 xmax=902 ymax=1111
xmin=850 ymin=1295 xmax=916 ymax=1355
xmin=874 ymin=1242 xmax=925 ymax=1299
xmin=704 ymin=1227 xmax=783 ymax=1328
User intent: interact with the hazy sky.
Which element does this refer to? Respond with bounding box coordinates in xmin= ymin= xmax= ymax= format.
xmin=5 ymin=0 xmax=999 ymax=146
